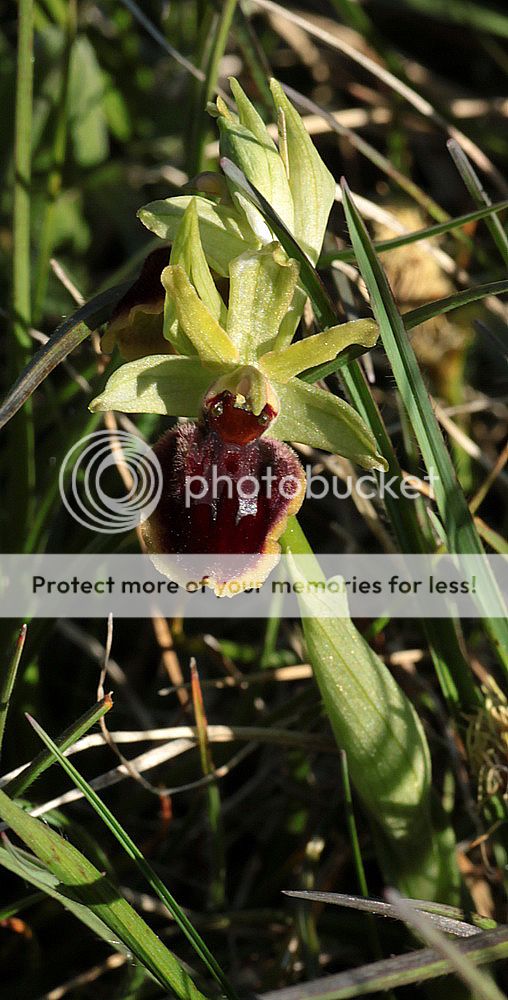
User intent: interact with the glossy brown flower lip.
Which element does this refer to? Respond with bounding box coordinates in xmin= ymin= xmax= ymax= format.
xmin=142 ymin=419 xmax=306 ymax=596
xmin=205 ymin=390 xmax=277 ymax=444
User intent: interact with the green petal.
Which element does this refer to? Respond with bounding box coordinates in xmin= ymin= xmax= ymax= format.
xmin=162 ymin=265 xmax=239 ymax=367
xmin=89 ymin=355 xmax=215 ymax=415
xmin=261 ymin=319 xmax=379 ymax=382
xmin=218 ymin=80 xmax=294 ymax=239
xmin=269 ymin=80 xmax=336 ymax=264
xmin=138 ymin=195 xmax=256 ymax=276
xmin=271 ymin=378 xmax=387 ymax=471
xmin=172 ymin=199 xmax=227 ymax=324
xmin=164 ymin=199 xmax=228 ymax=354
xmin=227 ymin=244 xmax=299 ymax=361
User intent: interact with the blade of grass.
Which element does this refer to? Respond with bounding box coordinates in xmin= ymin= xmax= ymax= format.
xmin=339 ymin=752 xmax=369 ymax=899
xmin=319 ymin=199 xmax=508 ymax=267
xmin=260 ymin=926 xmax=508 ymax=1000
xmin=0 ymin=798 xmax=208 ymax=999
xmin=3 ymin=694 xmax=113 ymax=798
xmin=193 ymin=0 xmax=238 ymax=174
xmin=0 ymin=888 xmax=43 ymax=920
xmin=26 ymin=712 xmax=238 ymax=1000
xmin=299 ymin=278 xmax=508 ymax=383
xmin=386 ymin=889 xmax=507 ymax=1000
xmin=0 ymin=280 xmax=130 ymax=433
xmin=0 ymin=625 xmax=27 ymax=754
xmin=12 ymin=0 xmax=33 ymax=354
xmin=338 ymin=751 xmax=386 ymax=967
xmin=475 ymin=518 xmax=508 ymax=555
xmin=282 ymin=890 xmax=496 ymax=935
xmin=341 ymin=179 xmax=508 ymax=676
xmin=302 ymin=282 xmax=508 ymax=386
xmin=403 ymin=279 xmax=508 ymax=330
xmin=118 ymin=0 xmax=204 ymax=81
xmin=190 ymin=659 xmax=226 ymax=911
xmin=448 ymin=139 xmax=508 ymax=269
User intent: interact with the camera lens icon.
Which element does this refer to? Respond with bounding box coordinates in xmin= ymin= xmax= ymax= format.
xmin=59 ymin=430 xmax=162 ymax=534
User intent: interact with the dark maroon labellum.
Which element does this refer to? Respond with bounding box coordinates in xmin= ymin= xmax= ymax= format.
xmin=142 ymin=420 xmax=306 ymax=592
xmin=205 ymin=390 xmax=277 ymax=445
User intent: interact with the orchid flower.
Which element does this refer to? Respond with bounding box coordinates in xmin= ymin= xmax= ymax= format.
xmin=90 ymin=79 xmax=385 ymax=594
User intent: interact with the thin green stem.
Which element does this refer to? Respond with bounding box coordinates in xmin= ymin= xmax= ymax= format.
xmin=319 ymin=198 xmax=508 ymax=268
xmin=448 ymin=139 xmax=508 ymax=268
xmin=10 ymin=0 xmax=36 ymax=550
xmin=13 ymin=0 xmax=34 ymax=354
xmin=33 ymin=0 xmax=76 ymax=324
xmin=189 ymin=0 xmax=238 ymax=175
xmin=0 ymin=625 xmax=27 ymax=754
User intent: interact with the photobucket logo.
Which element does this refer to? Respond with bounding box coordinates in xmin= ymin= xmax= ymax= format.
xmin=59 ymin=431 xmax=162 ymax=533
xmin=184 ymin=464 xmax=437 ymax=507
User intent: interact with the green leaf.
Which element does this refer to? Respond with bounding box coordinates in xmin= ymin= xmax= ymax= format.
xmin=272 ymin=378 xmax=387 ymax=471
xmin=226 ymin=244 xmax=299 ymax=361
xmin=68 ymin=36 xmax=108 ymax=167
xmin=280 ymin=519 xmax=460 ymax=903
xmin=138 ymin=195 xmax=256 ymax=276
xmin=89 ymin=355 xmax=215 ymax=415
xmin=0 ymin=840 xmax=134 ymax=962
xmin=261 ymin=319 xmax=378 ymax=382
xmin=25 ymin=715 xmax=237 ymax=999
xmin=341 ymin=179 xmax=508 ymax=675
xmin=0 ymin=790 xmax=207 ymax=999
xmin=269 ymin=79 xmax=336 ymax=264
xmin=218 ymin=79 xmax=294 ymax=239
xmin=0 ymin=279 xmax=130 ymax=433
xmin=161 ymin=265 xmax=239 ymax=367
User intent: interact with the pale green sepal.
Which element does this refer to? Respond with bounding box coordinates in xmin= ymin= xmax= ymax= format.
xmin=269 ymin=79 xmax=336 ymax=264
xmin=229 ymin=78 xmax=276 ymax=146
xmin=162 ymin=265 xmax=239 ymax=367
xmin=261 ymin=319 xmax=379 ymax=382
xmin=89 ymin=355 xmax=216 ymax=416
xmin=271 ymin=378 xmax=388 ymax=471
xmin=138 ymin=196 xmax=257 ymax=276
xmin=227 ymin=244 xmax=299 ymax=361
xmin=218 ymin=82 xmax=294 ymax=236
